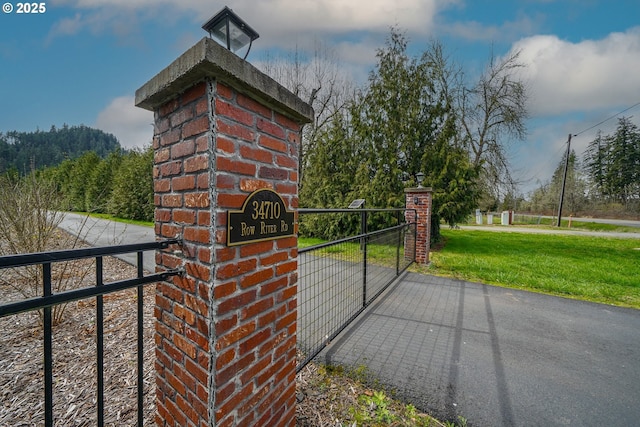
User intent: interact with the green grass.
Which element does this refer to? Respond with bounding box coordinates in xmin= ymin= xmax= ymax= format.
xmin=523 ymin=219 xmax=639 ymax=233
xmin=72 ymin=212 xmax=154 ymax=228
xmin=298 ymin=237 xmax=326 ymax=248
xmin=299 ymin=237 xmax=404 ymax=269
xmin=422 ymin=229 xmax=640 ymax=309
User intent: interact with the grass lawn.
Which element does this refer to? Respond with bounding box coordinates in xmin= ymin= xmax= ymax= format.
xmin=299 ymin=237 xmax=405 ymax=268
xmin=421 ymin=229 xmax=640 ymax=309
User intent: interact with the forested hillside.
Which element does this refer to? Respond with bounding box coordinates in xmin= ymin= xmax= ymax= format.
xmin=0 ymin=124 xmax=120 ymax=174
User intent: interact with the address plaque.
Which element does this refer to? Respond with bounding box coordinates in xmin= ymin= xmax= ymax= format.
xmin=227 ymin=189 xmax=295 ymax=246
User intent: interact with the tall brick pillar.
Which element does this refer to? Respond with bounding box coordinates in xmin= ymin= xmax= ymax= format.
xmin=136 ymin=38 xmax=313 ymax=426
xmin=404 ymin=187 xmax=433 ymax=264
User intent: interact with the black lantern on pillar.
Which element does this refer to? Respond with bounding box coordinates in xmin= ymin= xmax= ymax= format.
xmin=202 ymin=6 xmax=259 ymax=59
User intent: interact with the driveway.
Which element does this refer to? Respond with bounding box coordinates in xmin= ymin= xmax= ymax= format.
xmin=321 ymin=273 xmax=640 ymax=426
xmin=57 ymin=213 xmax=156 ymax=271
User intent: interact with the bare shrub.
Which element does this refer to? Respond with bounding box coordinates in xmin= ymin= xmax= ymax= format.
xmin=0 ymin=175 xmax=91 ymax=325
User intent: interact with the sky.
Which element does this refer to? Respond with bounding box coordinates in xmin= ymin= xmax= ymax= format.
xmin=1 ymin=0 xmax=640 ymax=196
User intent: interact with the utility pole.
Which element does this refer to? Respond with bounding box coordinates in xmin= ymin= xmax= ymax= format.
xmin=557 ymin=133 xmax=572 ymax=227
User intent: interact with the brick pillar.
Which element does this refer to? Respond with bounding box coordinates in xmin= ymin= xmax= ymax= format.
xmin=136 ymin=38 xmax=313 ymax=427
xmin=404 ymin=187 xmax=433 ymax=264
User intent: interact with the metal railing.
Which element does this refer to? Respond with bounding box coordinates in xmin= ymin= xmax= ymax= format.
xmin=296 ymin=209 xmax=416 ymax=371
xmin=0 ymin=240 xmax=182 ymax=427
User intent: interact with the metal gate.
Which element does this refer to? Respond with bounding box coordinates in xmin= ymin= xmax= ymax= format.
xmin=296 ymin=208 xmax=416 ymax=371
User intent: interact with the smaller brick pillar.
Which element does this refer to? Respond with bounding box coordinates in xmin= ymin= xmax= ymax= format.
xmin=405 ymin=187 xmax=433 ymax=264
xmin=136 ymin=38 xmax=312 ymax=427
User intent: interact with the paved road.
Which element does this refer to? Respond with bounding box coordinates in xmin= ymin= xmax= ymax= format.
xmin=523 ymin=215 xmax=640 ymax=229
xmin=461 ymin=225 xmax=640 ymax=239
xmin=570 ymin=216 xmax=640 ymax=228
xmin=321 ymin=273 xmax=640 ymax=426
xmin=57 ymin=213 xmax=156 ymax=271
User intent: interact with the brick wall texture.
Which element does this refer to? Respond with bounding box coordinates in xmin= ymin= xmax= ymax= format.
xmin=405 ymin=190 xmax=432 ymax=264
xmin=153 ymin=79 xmax=301 ymax=427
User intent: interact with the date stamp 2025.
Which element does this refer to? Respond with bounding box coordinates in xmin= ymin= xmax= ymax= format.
xmin=3 ymin=2 xmax=47 ymax=14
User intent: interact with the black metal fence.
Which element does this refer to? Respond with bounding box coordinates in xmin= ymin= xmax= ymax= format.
xmin=1 ymin=211 xmax=415 ymax=419
xmin=296 ymin=209 xmax=416 ymax=371
xmin=0 ymin=240 xmax=182 ymax=427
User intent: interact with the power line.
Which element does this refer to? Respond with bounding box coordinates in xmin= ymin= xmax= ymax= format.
xmin=573 ymin=101 xmax=640 ymax=137
xmin=519 ymin=141 xmax=567 ymax=187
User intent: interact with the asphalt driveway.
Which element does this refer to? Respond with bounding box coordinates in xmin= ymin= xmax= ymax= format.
xmin=321 ymin=272 xmax=640 ymax=426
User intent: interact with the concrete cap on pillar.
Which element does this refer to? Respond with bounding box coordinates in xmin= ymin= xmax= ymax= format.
xmin=135 ymin=37 xmax=313 ymax=124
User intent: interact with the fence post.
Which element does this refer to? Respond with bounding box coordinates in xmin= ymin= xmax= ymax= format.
xmin=396 ymin=213 xmax=402 ymax=275
xmin=136 ymin=38 xmax=313 ymax=426
xmin=404 ymin=187 xmax=433 ymax=264
xmin=360 ymin=210 xmax=368 ymax=306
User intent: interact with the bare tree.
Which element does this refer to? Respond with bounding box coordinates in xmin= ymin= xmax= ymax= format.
xmin=457 ymin=50 xmax=529 ymax=205
xmin=258 ymin=40 xmax=355 ymax=186
xmin=0 ymin=175 xmax=92 ymax=325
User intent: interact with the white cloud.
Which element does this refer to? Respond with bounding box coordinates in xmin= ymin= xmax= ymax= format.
xmin=46 ymin=0 xmax=458 ymax=86
xmin=442 ymin=14 xmax=541 ymax=43
xmin=48 ymin=0 xmax=454 ymax=44
xmin=95 ymin=96 xmax=154 ymax=149
xmin=333 ymin=39 xmax=380 ymax=67
xmin=512 ymin=27 xmax=640 ymax=117
xmin=46 ymin=5 xmax=148 ymax=44
xmin=510 ymin=119 xmax=578 ymax=193
xmin=239 ymin=0 xmax=444 ymax=35
xmin=48 ymin=12 xmax=84 ymax=37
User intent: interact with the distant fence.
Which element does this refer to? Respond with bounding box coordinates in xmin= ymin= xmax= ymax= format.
xmin=512 ymin=213 xmax=544 ymax=225
xmin=296 ymin=209 xmax=416 ymax=371
xmin=472 ymin=212 xmax=546 ymax=225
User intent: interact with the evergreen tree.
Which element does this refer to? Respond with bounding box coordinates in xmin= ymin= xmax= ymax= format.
xmin=299 ymin=112 xmax=367 ymax=238
xmin=607 ymin=118 xmax=640 ymax=205
xmin=584 ymin=131 xmax=609 ymax=200
xmin=68 ymin=151 xmax=101 ymax=211
xmin=353 ymin=28 xmax=478 ymax=240
xmin=584 ymin=117 xmax=640 ymax=209
xmin=300 ymin=27 xmax=478 ymax=241
xmin=85 ymin=150 xmax=123 ymax=213
xmin=108 ymin=148 xmax=154 ymax=221
xmin=423 ymin=116 xmax=478 ymax=236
